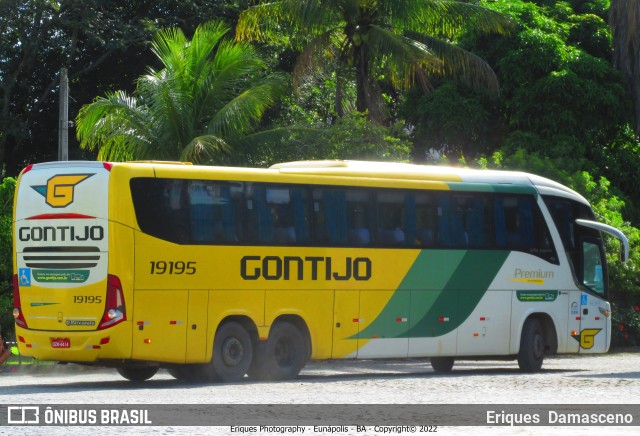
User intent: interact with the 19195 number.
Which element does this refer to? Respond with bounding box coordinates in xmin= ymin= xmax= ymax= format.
xmin=150 ymin=261 xmax=196 ymax=275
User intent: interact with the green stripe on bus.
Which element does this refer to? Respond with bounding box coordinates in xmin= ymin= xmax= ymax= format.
xmin=356 ymin=250 xmax=510 ymax=339
xmin=406 ymin=250 xmax=510 ymax=337
xmin=446 ymin=182 xmax=538 ymax=197
xmin=356 ymin=250 xmax=465 ymax=340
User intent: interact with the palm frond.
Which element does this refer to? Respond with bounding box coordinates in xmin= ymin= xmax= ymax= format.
xmin=77 ymin=20 xmax=286 ymax=162
xmin=180 ymin=135 xmax=230 ymax=163
xmin=292 ymin=30 xmax=341 ymax=91
xmin=76 ymin=91 xmax=156 ymax=161
xmin=208 ymin=73 xmax=288 ymax=138
xmin=236 ymin=1 xmax=289 ymax=43
xmin=366 ymin=24 xmax=442 ymax=90
xmin=407 ymin=0 xmax=515 ymax=39
xmin=151 ymin=27 xmax=188 ymax=73
xmin=407 ymin=31 xmax=500 ymax=97
xmin=237 ymin=0 xmax=342 ymax=47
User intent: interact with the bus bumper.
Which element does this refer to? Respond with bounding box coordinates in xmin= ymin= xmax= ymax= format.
xmin=14 ymin=323 xmax=132 ymax=363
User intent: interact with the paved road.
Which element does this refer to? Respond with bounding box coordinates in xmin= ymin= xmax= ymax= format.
xmin=1 ymin=352 xmax=639 ymax=435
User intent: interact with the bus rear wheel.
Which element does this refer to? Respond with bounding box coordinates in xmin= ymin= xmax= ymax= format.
xmin=430 ymin=357 xmax=454 ymax=373
xmin=210 ymin=321 xmax=253 ymax=382
xmin=168 ymin=365 xmax=203 ymax=382
xmin=518 ymin=318 xmax=544 ymax=372
xmin=249 ymin=321 xmax=306 ymax=381
xmin=117 ymin=366 xmax=158 ymax=382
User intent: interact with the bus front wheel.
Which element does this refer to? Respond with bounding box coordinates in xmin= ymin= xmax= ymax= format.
xmin=211 ymin=321 xmax=253 ymax=382
xmin=430 ymin=357 xmax=454 ymax=373
xmin=249 ymin=321 xmax=306 ymax=381
xmin=518 ymin=318 xmax=544 ymax=372
xmin=117 ymin=366 xmax=158 ymax=382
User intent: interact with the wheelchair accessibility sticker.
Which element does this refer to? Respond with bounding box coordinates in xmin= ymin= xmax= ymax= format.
xmin=19 ymin=268 xmax=31 ymax=287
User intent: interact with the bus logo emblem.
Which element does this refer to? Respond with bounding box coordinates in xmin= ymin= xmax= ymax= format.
xmin=571 ymin=328 xmax=602 ymax=349
xmin=31 ymin=174 xmax=93 ymax=208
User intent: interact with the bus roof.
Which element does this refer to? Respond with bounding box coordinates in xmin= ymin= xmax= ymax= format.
xmin=270 ymin=160 xmax=588 ymax=204
xmin=23 ymin=159 xmax=589 ymax=205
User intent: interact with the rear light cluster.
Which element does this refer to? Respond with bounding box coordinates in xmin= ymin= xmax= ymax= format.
xmin=12 ymin=274 xmax=27 ymax=328
xmin=98 ymin=274 xmax=127 ymax=330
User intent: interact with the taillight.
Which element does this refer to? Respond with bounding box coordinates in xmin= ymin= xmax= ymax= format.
xmin=102 ymin=162 xmax=113 ymax=171
xmin=98 ymin=274 xmax=126 ymax=330
xmin=12 ymin=274 xmax=28 ymax=328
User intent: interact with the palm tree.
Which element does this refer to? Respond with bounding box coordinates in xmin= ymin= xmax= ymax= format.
xmin=610 ymin=0 xmax=640 ymax=135
xmin=76 ymin=21 xmax=287 ymax=163
xmin=236 ymin=0 xmax=513 ymax=122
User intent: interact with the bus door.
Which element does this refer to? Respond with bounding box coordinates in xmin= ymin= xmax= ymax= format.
xmin=357 ymin=290 xmax=410 ymax=358
xmin=132 ymin=289 xmax=188 ymax=363
xmin=577 ymin=238 xmax=609 ymax=353
xmin=186 ymin=290 xmax=209 ymax=362
xmin=332 ymin=290 xmax=359 ymax=358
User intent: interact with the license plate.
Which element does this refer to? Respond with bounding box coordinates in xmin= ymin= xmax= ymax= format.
xmin=51 ymin=338 xmax=70 ymax=348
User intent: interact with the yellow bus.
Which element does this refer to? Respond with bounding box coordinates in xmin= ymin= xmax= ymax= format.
xmin=12 ymin=160 xmax=628 ymax=382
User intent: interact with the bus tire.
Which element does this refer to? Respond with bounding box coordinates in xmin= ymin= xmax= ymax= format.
xmin=168 ymin=365 xmax=202 ymax=382
xmin=117 ymin=366 xmax=158 ymax=382
xmin=430 ymin=357 xmax=454 ymax=373
xmin=211 ymin=321 xmax=253 ymax=382
xmin=518 ymin=318 xmax=544 ymax=372
xmin=249 ymin=322 xmax=306 ymax=381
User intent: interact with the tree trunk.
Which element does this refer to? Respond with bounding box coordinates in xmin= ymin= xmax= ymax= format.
xmin=354 ymin=44 xmax=386 ymax=124
xmin=355 ymin=44 xmax=371 ymax=114
xmin=610 ymin=0 xmax=640 ymax=135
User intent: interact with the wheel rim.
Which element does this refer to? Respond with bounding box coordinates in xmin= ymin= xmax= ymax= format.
xmin=221 ymin=337 xmax=244 ymax=367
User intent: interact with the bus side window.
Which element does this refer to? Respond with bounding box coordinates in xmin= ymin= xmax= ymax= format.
xmin=313 ymin=189 xmax=349 ymax=245
xmin=164 ymin=180 xmax=189 ymax=243
xmin=466 ymin=196 xmax=488 ymax=248
xmin=495 ymin=194 xmax=557 ymax=263
xmin=252 ymin=185 xmax=273 ymax=243
xmin=348 ymin=207 xmax=371 ymax=245
xmin=215 ymin=184 xmax=236 ymax=243
xmin=414 ymin=193 xmax=437 ymax=246
xmin=131 ymin=178 xmax=189 ymax=243
xmin=291 ymin=187 xmax=310 ymax=244
xmin=439 ymin=194 xmax=466 ymax=246
xmin=264 ymin=186 xmax=310 ymax=245
xmin=377 ymin=190 xmax=406 ymax=246
xmin=272 ymin=204 xmax=296 ymax=243
xmin=347 ymin=189 xmax=372 ymax=246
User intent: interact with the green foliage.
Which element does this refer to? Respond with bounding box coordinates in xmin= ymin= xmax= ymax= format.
xmin=254 ymin=112 xmax=411 ymax=165
xmin=401 ymin=82 xmax=495 ymax=161
xmin=0 ymin=177 xmax=15 ymax=339
xmin=237 ymin=0 xmax=513 ymax=120
xmin=76 ymin=21 xmax=288 ymax=163
xmin=0 ymin=0 xmax=250 ymax=174
xmin=406 ymin=0 xmax=630 ymax=166
xmin=0 ymin=292 xmax=13 ymax=341
xmin=612 ymin=303 xmax=640 ymax=348
xmin=318 ymin=113 xmax=412 ymax=161
xmin=0 ymin=177 xmax=15 ymax=284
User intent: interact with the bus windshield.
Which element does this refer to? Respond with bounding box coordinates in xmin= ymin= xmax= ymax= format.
xmin=543 ymin=195 xmax=608 ymax=297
